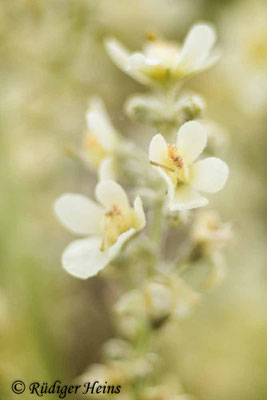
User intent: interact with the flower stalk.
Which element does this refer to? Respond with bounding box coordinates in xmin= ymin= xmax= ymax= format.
xmin=54 ymin=22 xmax=231 ymax=400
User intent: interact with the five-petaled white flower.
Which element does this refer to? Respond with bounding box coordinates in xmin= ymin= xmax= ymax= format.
xmin=105 ymin=23 xmax=219 ymax=86
xmin=84 ymin=97 xmax=118 ymax=180
xmin=149 ymin=121 xmax=228 ymax=211
xmin=54 ymin=180 xmax=146 ymax=279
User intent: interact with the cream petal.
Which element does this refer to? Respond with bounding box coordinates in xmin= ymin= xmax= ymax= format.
xmin=98 ymin=157 xmax=116 ymax=181
xmin=128 ymin=52 xmax=165 ymax=70
xmin=104 ymin=37 xmax=131 ymax=73
xmin=95 ymin=180 xmax=129 ymax=211
xmin=86 ymin=97 xmax=117 ymax=151
xmin=191 ymin=157 xmax=229 ymax=193
xmin=194 ymin=51 xmax=221 ymax=72
xmin=176 ymin=23 xmax=216 ymax=71
xmin=54 ymin=194 xmax=104 ymax=235
xmin=128 ymin=52 xmax=147 ymax=69
xmin=108 ymin=228 xmax=136 ymax=260
xmin=104 ymin=38 xmax=150 ymax=85
xmin=62 ymin=237 xmax=110 ymax=279
xmin=169 ymin=186 xmax=209 ymax=211
xmin=149 ymin=134 xmax=168 ymax=164
xmin=177 ymin=121 xmax=207 ymax=164
xmin=133 ymin=196 xmax=146 ymax=229
xmin=157 ymin=168 xmax=175 ymax=198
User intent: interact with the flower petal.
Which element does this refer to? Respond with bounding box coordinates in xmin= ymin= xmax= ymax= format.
xmin=195 ymin=51 xmax=221 ymax=72
xmin=108 ymin=228 xmax=136 ymax=260
xmin=176 ymin=23 xmax=216 ymax=71
xmin=157 ymin=168 xmax=175 ymax=198
xmin=177 ymin=121 xmax=207 ymax=163
xmin=62 ymin=237 xmax=110 ymax=279
xmin=169 ymin=186 xmax=208 ymax=211
xmin=104 ymin=38 xmax=151 ymax=85
xmin=104 ymin=37 xmax=131 ymax=73
xmin=191 ymin=157 xmax=229 ymax=193
xmin=149 ymin=134 xmax=168 ymax=164
xmin=95 ymin=180 xmax=129 ymax=211
xmin=86 ymin=97 xmax=117 ymax=152
xmin=133 ymin=196 xmax=146 ymax=229
xmin=54 ymin=194 xmax=104 ymax=235
xmin=98 ymin=157 xmax=116 ymax=181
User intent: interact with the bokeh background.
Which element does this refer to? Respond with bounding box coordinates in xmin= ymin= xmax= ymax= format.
xmin=1 ymin=0 xmax=267 ymax=399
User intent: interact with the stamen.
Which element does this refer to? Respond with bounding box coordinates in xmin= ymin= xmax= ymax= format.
xmin=105 ymin=205 xmax=122 ymax=217
xmin=168 ymin=144 xmax=184 ymax=169
xmin=150 ymin=160 xmax=175 ymax=172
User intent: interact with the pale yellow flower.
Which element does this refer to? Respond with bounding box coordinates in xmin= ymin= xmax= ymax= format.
xmin=149 ymin=121 xmax=228 ymax=211
xmin=84 ymin=97 xmax=118 ymax=180
xmin=54 ymin=180 xmax=146 ymax=279
xmin=105 ymin=23 xmax=219 ymax=86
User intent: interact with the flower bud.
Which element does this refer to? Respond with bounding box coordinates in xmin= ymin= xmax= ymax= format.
xmin=144 ymin=277 xmax=200 ymax=322
xmin=175 ymin=93 xmax=205 ymax=122
xmin=114 ymin=290 xmax=147 ymax=339
xmin=125 ymin=94 xmax=164 ymax=124
xmin=102 ymin=338 xmax=133 ymax=361
xmin=144 ymin=281 xmax=172 ymax=321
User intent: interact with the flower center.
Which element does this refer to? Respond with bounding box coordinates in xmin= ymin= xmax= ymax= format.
xmin=144 ymin=40 xmax=179 ymax=68
xmin=105 ymin=205 xmax=122 ymax=218
xmin=101 ymin=205 xmax=134 ymax=251
xmin=84 ymin=132 xmax=108 ymax=168
xmin=167 ymin=144 xmax=184 ymax=169
xmin=150 ymin=144 xmax=189 ymax=187
xmin=167 ymin=144 xmax=188 ymax=186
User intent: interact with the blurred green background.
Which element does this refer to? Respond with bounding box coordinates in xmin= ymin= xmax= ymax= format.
xmin=1 ymin=0 xmax=267 ymax=399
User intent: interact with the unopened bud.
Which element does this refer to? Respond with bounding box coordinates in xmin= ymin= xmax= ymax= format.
xmin=176 ymin=94 xmax=205 ymax=122
xmin=125 ymin=95 xmax=163 ymax=124
xmin=102 ymin=339 xmax=132 ymax=361
xmin=144 ymin=281 xmax=172 ymax=321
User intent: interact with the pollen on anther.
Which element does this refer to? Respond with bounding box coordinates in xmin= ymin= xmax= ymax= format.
xmin=105 ymin=205 xmax=121 ymax=217
xmin=168 ymin=144 xmax=184 ymax=169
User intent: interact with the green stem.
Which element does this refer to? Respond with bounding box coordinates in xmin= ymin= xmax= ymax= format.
xmin=151 ymin=200 xmax=164 ymax=244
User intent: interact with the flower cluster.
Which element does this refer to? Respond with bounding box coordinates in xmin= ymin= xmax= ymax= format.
xmin=55 ymin=22 xmax=230 ymax=400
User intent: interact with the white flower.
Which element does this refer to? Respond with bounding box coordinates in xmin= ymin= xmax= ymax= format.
xmin=149 ymin=121 xmax=228 ymax=211
xmin=84 ymin=97 xmax=118 ymax=180
xmin=105 ymin=23 xmax=219 ymax=86
xmin=54 ymin=180 xmax=146 ymax=279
